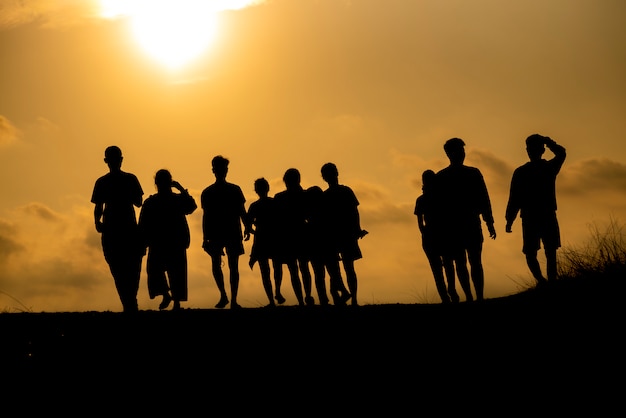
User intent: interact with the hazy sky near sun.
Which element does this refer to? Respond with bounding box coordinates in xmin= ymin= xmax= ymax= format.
xmin=1 ymin=0 xmax=625 ymax=312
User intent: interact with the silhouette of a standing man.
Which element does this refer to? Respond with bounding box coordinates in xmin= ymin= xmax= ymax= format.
xmin=139 ymin=169 xmax=197 ymax=311
xmin=436 ymin=138 xmax=496 ymax=302
xmin=91 ymin=145 xmax=144 ymax=313
xmin=505 ymin=134 xmax=566 ymax=285
xmin=321 ymin=162 xmax=368 ymax=306
xmin=201 ymin=155 xmax=250 ymax=309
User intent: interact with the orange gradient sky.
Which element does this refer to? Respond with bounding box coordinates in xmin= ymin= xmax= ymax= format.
xmin=1 ymin=0 xmax=625 ymax=312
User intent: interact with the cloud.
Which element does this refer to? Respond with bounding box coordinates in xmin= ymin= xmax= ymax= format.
xmin=19 ymin=202 xmax=64 ymax=222
xmin=0 ymin=0 xmax=99 ymax=29
xmin=0 ymin=115 xmax=20 ymax=147
xmin=0 ymin=0 xmax=267 ymax=29
xmin=0 ymin=219 xmax=24 ymax=261
xmin=560 ymin=158 xmax=626 ymax=196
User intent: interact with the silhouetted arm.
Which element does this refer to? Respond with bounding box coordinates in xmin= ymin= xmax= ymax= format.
xmin=546 ymin=138 xmax=566 ymax=173
xmin=94 ymin=203 xmax=104 ymax=233
xmin=240 ymin=204 xmax=251 ymax=242
xmin=173 ymin=181 xmax=197 ymax=214
xmin=477 ymin=171 xmax=496 ymax=239
xmin=505 ymin=170 xmax=521 ymax=233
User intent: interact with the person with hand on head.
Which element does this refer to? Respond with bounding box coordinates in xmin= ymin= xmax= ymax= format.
xmin=505 ymin=134 xmax=566 ymax=285
xmin=139 ymin=169 xmax=197 ymax=311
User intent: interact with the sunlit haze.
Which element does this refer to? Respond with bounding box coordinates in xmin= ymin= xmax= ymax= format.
xmin=100 ymin=0 xmax=257 ymax=69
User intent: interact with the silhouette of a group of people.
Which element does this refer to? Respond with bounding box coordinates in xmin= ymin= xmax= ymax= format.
xmin=92 ymin=133 xmax=565 ymax=312
xmin=415 ymin=135 xmax=566 ymax=303
xmin=92 ymin=148 xmax=367 ymax=312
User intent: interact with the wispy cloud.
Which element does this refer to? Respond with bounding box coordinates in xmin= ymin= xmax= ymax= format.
xmin=0 ymin=0 xmax=267 ymax=29
xmin=0 ymin=0 xmax=99 ymax=29
xmin=560 ymin=158 xmax=626 ymax=196
xmin=0 ymin=115 xmax=20 ymax=147
xmin=19 ymin=202 xmax=64 ymax=222
xmin=0 ymin=218 xmax=24 ymax=261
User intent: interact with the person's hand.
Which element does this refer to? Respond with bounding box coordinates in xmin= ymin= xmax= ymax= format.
xmin=487 ymin=223 xmax=496 ymax=240
xmin=172 ymin=180 xmax=185 ymax=192
xmin=95 ymin=220 xmax=103 ymax=233
xmin=505 ymin=222 xmax=513 ymax=233
xmin=244 ymin=231 xmax=251 ymax=241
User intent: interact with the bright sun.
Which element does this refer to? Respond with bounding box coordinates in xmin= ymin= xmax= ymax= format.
xmin=100 ymin=0 xmax=257 ymax=70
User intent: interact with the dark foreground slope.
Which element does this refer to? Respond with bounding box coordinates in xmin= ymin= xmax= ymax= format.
xmin=1 ymin=283 xmax=623 ymax=414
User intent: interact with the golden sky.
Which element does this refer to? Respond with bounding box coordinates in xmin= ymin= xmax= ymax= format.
xmin=1 ymin=0 xmax=625 ymax=312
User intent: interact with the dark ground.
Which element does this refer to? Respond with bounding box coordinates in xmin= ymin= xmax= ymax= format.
xmin=1 ymin=284 xmax=624 ymax=414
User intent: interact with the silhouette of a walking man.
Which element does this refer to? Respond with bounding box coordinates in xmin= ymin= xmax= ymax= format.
xmin=321 ymin=162 xmax=368 ymax=306
xmin=436 ymin=138 xmax=496 ymax=302
xmin=201 ymin=155 xmax=250 ymax=309
xmin=91 ymin=145 xmax=144 ymax=313
xmin=415 ymin=169 xmax=455 ymax=303
xmin=505 ymin=134 xmax=566 ymax=285
xmin=139 ymin=169 xmax=197 ymax=311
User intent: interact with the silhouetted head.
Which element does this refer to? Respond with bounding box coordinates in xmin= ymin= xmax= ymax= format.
xmin=526 ymin=134 xmax=547 ymax=161
xmin=321 ymin=162 xmax=339 ymax=185
xmin=212 ymin=155 xmax=229 ymax=180
xmin=154 ymin=169 xmax=173 ymax=192
xmin=283 ymin=168 xmax=301 ymax=189
xmin=307 ymin=185 xmax=323 ymax=195
xmin=254 ymin=177 xmax=270 ymax=197
xmin=104 ymin=145 xmax=123 ymax=171
xmin=307 ymin=185 xmax=323 ymax=206
xmin=443 ymin=138 xmax=465 ymax=166
xmin=422 ymin=169 xmax=436 ymax=193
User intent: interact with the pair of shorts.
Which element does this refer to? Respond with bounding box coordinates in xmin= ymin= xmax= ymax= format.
xmin=203 ymin=239 xmax=244 ymax=258
xmin=521 ymin=213 xmax=561 ymax=254
xmin=337 ymin=239 xmax=362 ymax=262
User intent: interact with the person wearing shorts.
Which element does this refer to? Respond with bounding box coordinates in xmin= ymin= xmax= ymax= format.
xmin=506 ymin=134 xmax=566 ymax=284
xmin=201 ymin=155 xmax=250 ymax=309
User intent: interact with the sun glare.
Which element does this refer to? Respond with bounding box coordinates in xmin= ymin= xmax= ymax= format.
xmin=100 ymin=0 xmax=259 ymax=70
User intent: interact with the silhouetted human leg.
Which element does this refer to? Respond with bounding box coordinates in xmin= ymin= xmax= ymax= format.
xmin=107 ymin=255 xmax=141 ymax=313
xmin=146 ymin=249 xmax=169 ymax=300
xmin=168 ymin=250 xmax=188 ymax=308
xmin=227 ymin=253 xmax=241 ymax=308
xmin=258 ymin=258 xmax=275 ymax=306
xmin=325 ymin=258 xmax=348 ymax=305
xmin=102 ymin=228 xmax=142 ymax=313
xmin=211 ymin=254 xmax=229 ymax=308
xmin=525 ymin=251 xmax=546 ymax=284
xmin=287 ymin=261 xmax=304 ymax=306
xmin=545 ymin=248 xmax=558 ymax=282
xmin=442 ymin=257 xmax=459 ymax=303
xmin=343 ymin=259 xmax=358 ymax=306
xmin=298 ymin=257 xmax=314 ymax=305
xmin=312 ymin=260 xmax=329 ymax=305
xmin=273 ymin=261 xmax=286 ymax=304
xmin=453 ymin=253 xmax=473 ymax=302
xmin=466 ymin=244 xmax=484 ymax=301
xmin=425 ymin=250 xmax=450 ymax=303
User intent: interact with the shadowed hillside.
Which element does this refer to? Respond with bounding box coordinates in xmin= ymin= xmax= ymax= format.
xmin=1 ymin=222 xmax=624 ymax=414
